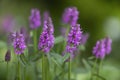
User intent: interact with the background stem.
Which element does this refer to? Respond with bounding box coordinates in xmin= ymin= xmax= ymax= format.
xmin=33 ymin=30 xmax=37 ymax=53
xmin=68 ymin=58 xmax=71 ymax=80
xmin=42 ymin=54 xmax=45 ymax=80
xmin=90 ymin=58 xmax=98 ymax=80
xmin=97 ymin=59 xmax=103 ymax=80
xmin=18 ymin=58 xmax=21 ymax=80
xmin=7 ymin=62 xmax=9 ymax=80
xmin=23 ymin=67 xmax=26 ymax=80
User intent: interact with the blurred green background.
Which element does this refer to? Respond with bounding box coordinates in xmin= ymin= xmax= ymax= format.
xmin=0 ymin=0 xmax=120 ymax=80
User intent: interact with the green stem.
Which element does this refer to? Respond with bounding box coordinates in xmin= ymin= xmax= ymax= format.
xmin=45 ymin=57 xmax=49 ymax=80
xmin=42 ymin=54 xmax=45 ymax=80
xmin=33 ymin=30 xmax=37 ymax=53
xmin=33 ymin=30 xmax=39 ymax=80
xmin=18 ymin=58 xmax=21 ymax=80
xmin=23 ymin=67 xmax=26 ymax=80
xmin=7 ymin=62 xmax=9 ymax=80
xmin=68 ymin=58 xmax=71 ymax=80
xmin=97 ymin=59 xmax=103 ymax=80
xmin=54 ymin=64 xmax=56 ymax=78
xmin=62 ymin=63 xmax=65 ymax=79
xmin=90 ymin=58 xmax=98 ymax=80
xmin=45 ymin=57 xmax=47 ymax=80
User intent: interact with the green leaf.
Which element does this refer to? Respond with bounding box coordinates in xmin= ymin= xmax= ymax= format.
xmin=82 ymin=59 xmax=91 ymax=70
xmin=62 ymin=53 xmax=70 ymax=62
xmin=93 ymin=73 xmax=106 ymax=80
xmin=88 ymin=56 xmax=95 ymax=60
xmin=29 ymin=51 xmax=42 ymax=62
xmin=50 ymin=53 xmax=63 ymax=70
xmin=46 ymin=53 xmax=54 ymax=73
xmin=0 ymin=41 xmax=7 ymax=48
xmin=51 ymin=57 xmax=62 ymax=70
xmin=19 ymin=54 xmax=29 ymax=66
xmin=55 ymin=36 xmax=64 ymax=44
xmin=79 ymin=45 xmax=85 ymax=51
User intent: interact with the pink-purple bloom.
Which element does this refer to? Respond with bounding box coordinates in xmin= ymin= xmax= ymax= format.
xmin=62 ymin=7 xmax=79 ymax=26
xmin=13 ymin=32 xmax=26 ymax=54
xmin=2 ymin=15 xmax=15 ymax=32
xmin=93 ymin=40 xmax=105 ymax=59
xmin=60 ymin=27 xmax=67 ymax=38
xmin=63 ymin=24 xmax=82 ymax=59
xmin=38 ymin=17 xmax=54 ymax=53
xmin=29 ymin=8 xmax=41 ymax=29
xmin=93 ymin=37 xmax=112 ymax=59
xmin=20 ymin=27 xmax=30 ymax=44
xmin=80 ymin=33 xmax=89 ymax=45
xmin=103 ymin=37 xmax=112 ymax=54
xmin=67 ymin=24 xmax=82 ymax=46
xmin=43 ymin=11 xmax=50 ymax=21
xmin=5 ymin=50 xmax=11 ymax=62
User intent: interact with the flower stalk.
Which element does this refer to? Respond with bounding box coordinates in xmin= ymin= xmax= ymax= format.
xmin=33 ymin=30 xmax=37 ymax=53
xmin=42 ymin=54 xmax=45 ymax=80
xmin=68 ymin=57 xmax=71 ymax=80
xmin=18 ymin=56 xmax=21 ymax=80
xmin=6 ymin=62 xmax=9 ymax=80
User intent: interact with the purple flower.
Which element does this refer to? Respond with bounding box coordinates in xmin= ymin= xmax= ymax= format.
xmin=63 ymin=24 xmax=82 ymax=60
xmin=103 ymin=37 xmax=112 ymax=54
xmin=93 ymin=37 xmax=112 ymax=59
xmin=2 ymin=15 xmax=15 ymax=32
xmin=67 ymin=24 xmax=82 ymax=46
xmin=38 ymin=17 xmax=54 ymax=53
xmin=43 ymin=17 xmax=54 ymax=34
xmin=7 ymin=32 xmax=16 ymax=46
xmin=5 ymin=50 xmax=11 ymax=62
xmin=60 ymin=27 xmax=67 ymax=38
xmin=29 ymin=8 xmax=41 ymax=29
xmin=20 ymin=27 xmax=30 ymax=44
xmin=80 ymin=33 xmax=89 ymax=45
xmin=13 ymin=32 xmax=26 ymax=54
xmin=62 ymin=7 xmax=79 ymax=26
xmin=43 ymin=11 xmax=50 ymax=21
xmin=93 ymin=40 xmax=105 ymax=59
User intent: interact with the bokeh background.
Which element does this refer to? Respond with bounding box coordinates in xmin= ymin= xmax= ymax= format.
xmin=0 ymin=0 xmax=120 ymax=80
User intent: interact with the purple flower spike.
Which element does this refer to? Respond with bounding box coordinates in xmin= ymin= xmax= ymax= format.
xmin=80 ymin=33 xmax=89 ymax=45
xmin=93 ymin=40 xmax=105 ymax=59
xmin=2 ymin=15 xmax=15 ymax=32
xmin=62 ymin=7 xmax=79 ymax=26
xmin=103 ymin=37 xmax=112 ymax=54
xmin=20 ymin=27 xmax=30 ymax=44
xmin=13 ymin=32 xmax=26 ymax=54
xmin=8 ymin=32 xmax=16 ymax=45
xmin=43 ymin=11 xmax=50 ymax=21
xmin=67 ymin=24 xmax=82 ymax=46
xmin=43 ymin=17 xmax=54 ymax=34
xmin=60 ymin=27 xmax=67 ymax=38
xmin=63 ymin=24 xmax=82 ymax=60
xmin=38 ymin=17 xmax=54 ymax=53
xmin=5 ymin=50 xmax=11 ymax=62
xmin=29 ymin=8 xmax=41 ymax=29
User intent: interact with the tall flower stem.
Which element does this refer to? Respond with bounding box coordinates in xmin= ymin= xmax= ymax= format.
xmin=61 ymin=63 xmax=65 ymax=79
xmin=45 ymin=56 xmax=49 ymax=80
xmin=6 ymin=62 xmax=9 ymax=80
xmin=97 ymin=59 xmax=103 ymax=80
xmin=18 ymin=56 xmax=21 ymax=80
xmin=23 ymin=67 xmax=26 ymax=80
xmin=33 ymin=30 xmax=37 ymax=52
xmin=33 ymin=30 xmax=39 ymax=80
xmin=54 ymin=64 xmax=56 ymax=78
xmin=42 ymin=54 xmax=45 ymax=80
xmin=68 ymin=57 xmax=71 ymax=80
xmin=90 ymin=58 xmax=98 ymax=80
